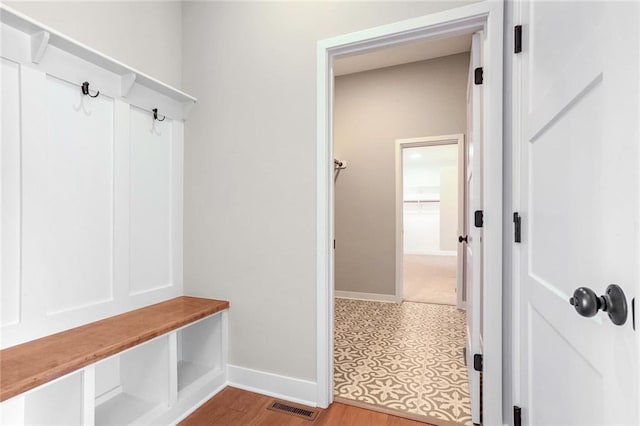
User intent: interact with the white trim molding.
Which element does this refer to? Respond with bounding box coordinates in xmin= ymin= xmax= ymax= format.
xmin=0 ymin=4 xmax=196 ymax=120
xmin=335 ymin=291 xmax=399 ymax=303
xmin=395 ymin=134 xmax=465 ymax=308
xmin=316 ymin=2 xmax=503 ymax=422
xmin=227 ymin=365 xmax=318 ymax=408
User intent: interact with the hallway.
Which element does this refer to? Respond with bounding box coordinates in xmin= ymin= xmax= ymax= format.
xmin=334 ymin=298 xmax=471 ymax=425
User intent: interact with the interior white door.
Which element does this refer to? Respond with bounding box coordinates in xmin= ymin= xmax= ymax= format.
xmin=456 ymin=135 xmax=466 ymax=310
xmin=517 ymin=2 xmax=639 ymax=425
xmin=465 ymin=31 xmax=483 ymax=425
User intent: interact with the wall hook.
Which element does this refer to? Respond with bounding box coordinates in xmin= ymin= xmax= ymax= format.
xmin=81 ymin=81 xmax=100 ymax=98
xmin=152 ymin=108 xmax=166 ymax=122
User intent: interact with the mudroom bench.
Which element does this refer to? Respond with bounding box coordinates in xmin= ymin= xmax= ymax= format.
xmin=0 ymin=296 xmax=229 ymax=425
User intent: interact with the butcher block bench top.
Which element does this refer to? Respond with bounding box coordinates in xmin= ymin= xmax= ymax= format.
xmin=0 ymin=296 xmax=229 ymax=402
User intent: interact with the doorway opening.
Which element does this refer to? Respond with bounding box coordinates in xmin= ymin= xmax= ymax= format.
xmin=398 ymin=138 xmax=464 ymax=308
xmin=316 ymin=3 xmax=504 ymax=425
xmin=331 ymin=36 xmax=472 ymax=423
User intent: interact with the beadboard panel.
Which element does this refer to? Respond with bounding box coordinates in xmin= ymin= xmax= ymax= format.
xmin=129 ymin=107 xmax=173 ymax=295
xmin=43 ymin=75 xmax=115 ymax=314
xmin=0 ymin=36 xmax=184 ymax=349
xmin=1 ymin=58 xmax=22 ymax=327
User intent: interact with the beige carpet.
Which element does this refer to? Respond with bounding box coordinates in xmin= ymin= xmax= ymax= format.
xmin=403 ymin=254 xmax=457 ymax=305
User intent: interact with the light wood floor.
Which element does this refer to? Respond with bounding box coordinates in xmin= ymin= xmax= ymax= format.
xmin=180 ymin=386 xmax=433 ymax=425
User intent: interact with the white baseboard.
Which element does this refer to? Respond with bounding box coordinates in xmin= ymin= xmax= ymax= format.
xmin=227 ymin=365 xmax=318 ymax=407
xmin=334 ymin=291 xmax=399 ymax=303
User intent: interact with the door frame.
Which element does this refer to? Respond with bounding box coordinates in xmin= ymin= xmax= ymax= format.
xmin=315 ymin=2 xmax=504 ymax=423
xmin=395 ymin=135 xmax=466 ymax=308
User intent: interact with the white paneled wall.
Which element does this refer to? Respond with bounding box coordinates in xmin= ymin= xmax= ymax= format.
xmin=130 ymin=107 xmax=174 ymax=295
xmin=44 ymin=76 xmax=115 ymax=314
xmin=0 ymin=9 xmax=191 ymax=349
xmin=1 ymin=58 xmax=21 ymax=327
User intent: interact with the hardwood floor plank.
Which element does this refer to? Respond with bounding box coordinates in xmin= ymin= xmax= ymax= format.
xmin=315 ymin=402 xmax=348 ymax=425
xmin=180 ymin=387 xmax=435 ymax=425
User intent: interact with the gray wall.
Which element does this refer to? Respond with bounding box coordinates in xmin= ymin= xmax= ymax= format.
xmin=4 ymin=1 xmax=183 ymax=88
xmin=181 ymin=1 xmax=477 ymax=381
xmin=334 ymin=54 xmax=469 ymax=295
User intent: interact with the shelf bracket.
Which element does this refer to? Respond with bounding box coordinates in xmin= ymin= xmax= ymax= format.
xmin=30 ymin=31 xmax=50 ymax=64
xmin=121 ymin=73 xmax=137 ymax=98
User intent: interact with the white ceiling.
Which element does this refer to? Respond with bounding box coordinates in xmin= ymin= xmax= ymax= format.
xmin=333 ymin=33 xmax=472 ymax=77
xmin=403 ymin=144 xmax=458 ymax=188
xmin=403 ymin=144 xmax=458 ymax=168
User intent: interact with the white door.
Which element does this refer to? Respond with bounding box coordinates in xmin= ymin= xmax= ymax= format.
xmin=517 ymin=1 xmax=639 ymax=424
xmin=465 ymin=31 xmax=483 ymax=426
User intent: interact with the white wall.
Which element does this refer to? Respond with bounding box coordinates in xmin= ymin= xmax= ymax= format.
xmin=404 ymin=203 xmax=441 ymax=254
xmin=439 ymin=165 xmax=458 ymax=252
xmin=182 ymin=1 xmax=478 ymax=384
xmin=403 ymin=144 xmax=459 ymax=256
xmin=3 ymin=1 xmax=183 ymax=88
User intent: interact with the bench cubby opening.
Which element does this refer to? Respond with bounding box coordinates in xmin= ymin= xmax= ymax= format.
xmin=95 ymin=336 xmax=170 ymax=426
xmin=20 ymin=372 xmax=84 ymax=426
xmin=177 ymin=314 xmax=223 ymax=397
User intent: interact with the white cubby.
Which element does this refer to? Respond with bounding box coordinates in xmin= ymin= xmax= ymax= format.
xmin=19 ymin=372 xmax=84 ymax=425
xmin=177 ymin=315 xmax=223 ymax=397
xmin=0 ymin=394 xmax=24 ymax=425
xmin=0 ymin=310 xmax=227 ymax=426
xmin=95 ymin=336 xmax=170 ymax=426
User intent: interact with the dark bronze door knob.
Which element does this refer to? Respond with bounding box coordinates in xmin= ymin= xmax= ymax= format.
xmin=458 ymin=235 xmax=468 ymax=243
xmin=569 ymin=284 xmax=628 ymax=326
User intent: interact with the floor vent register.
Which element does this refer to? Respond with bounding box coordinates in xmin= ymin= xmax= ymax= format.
xmin=266 ymin=400 xmax=320 ymax=421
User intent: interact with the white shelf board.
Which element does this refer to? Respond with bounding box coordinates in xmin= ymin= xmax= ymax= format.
xmin=0 ymin=4 xmax=196 ymax=104
xmin=95 ymin=392 xmax=164 ymax=426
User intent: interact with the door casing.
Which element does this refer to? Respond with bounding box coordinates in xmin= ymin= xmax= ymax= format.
xmin=316 ymin=2 xmax=504 ymax=424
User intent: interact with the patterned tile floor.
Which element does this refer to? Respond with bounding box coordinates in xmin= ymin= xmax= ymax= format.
xmin=334 ymin=299 xmax=471 ymax=425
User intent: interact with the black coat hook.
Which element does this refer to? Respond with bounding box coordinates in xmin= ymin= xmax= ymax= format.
xmin=81 ymin=81 xmax=100 ymax=98
xmin=152 ymin=108 xmax=166 ymax=122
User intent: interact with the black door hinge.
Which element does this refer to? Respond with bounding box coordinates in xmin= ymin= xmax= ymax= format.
xmin=474 ymin=67 xmax=483 ymax=85
xmin=513 ymin=212 xmax=522 ymax=243
xmin=514 ymin=25 xmax=523 ymax=54
xmin=632 ymin=297 xmax=635 ymax=331
xmin=514 ymin=406 xmax=522 ymax=426
xmin=473 ymin=354 xmax=483 ymax=372
xmin=333 ymin=239 xmax=336 ymax=249
xmin=474 ymin=210 xmax=483 ymax=228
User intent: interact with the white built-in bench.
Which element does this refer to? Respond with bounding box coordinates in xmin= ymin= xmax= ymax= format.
xmin=0 ymin=296 xmax=229 ymax=425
